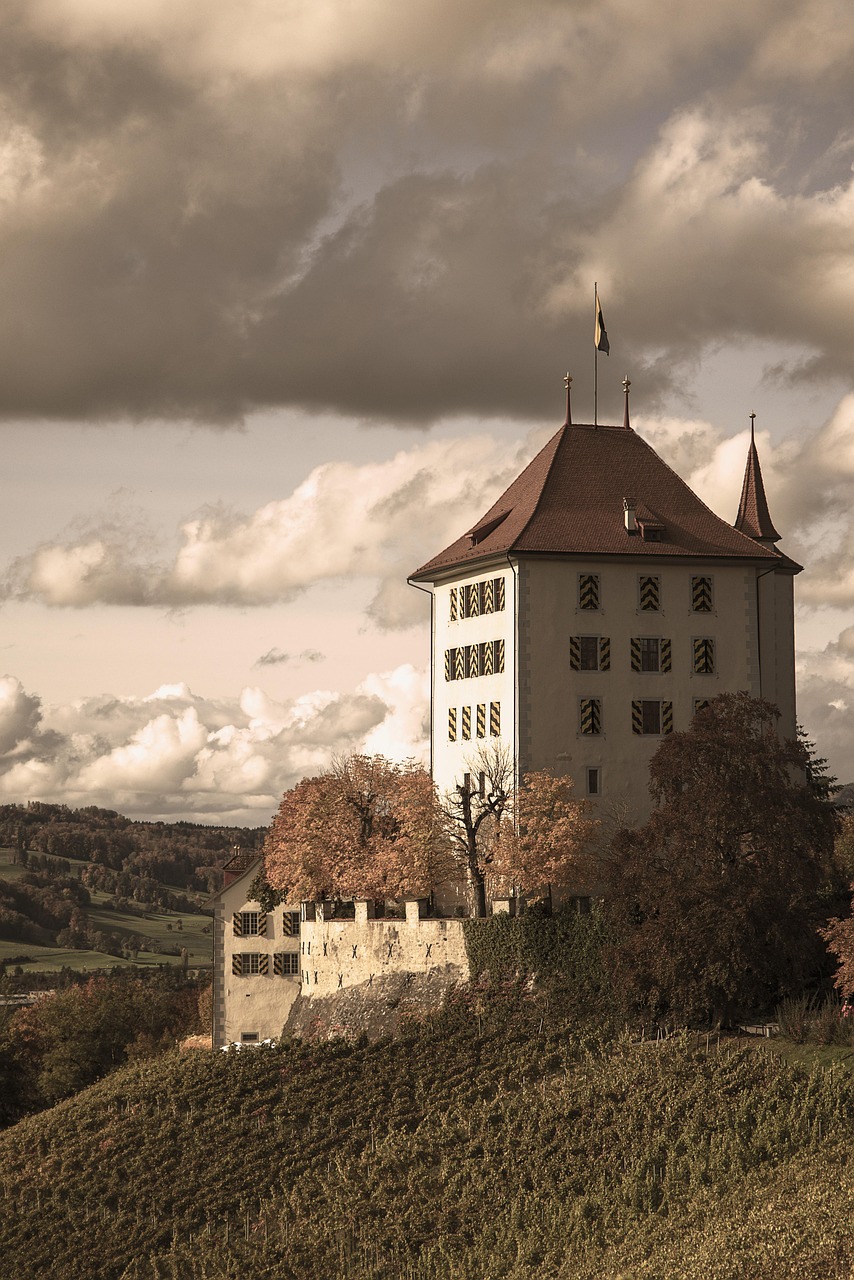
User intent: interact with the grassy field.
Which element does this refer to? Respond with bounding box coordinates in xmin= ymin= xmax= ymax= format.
xmin=2 ymin=996 xmax=854 ymax=1280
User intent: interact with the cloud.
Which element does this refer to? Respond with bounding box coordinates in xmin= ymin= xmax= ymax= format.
xmin=253 ymin=648 xmax=325 ymax=668
xmin=0 ymin=2 xmax=853 ymax=423
xmin=3 ymin=430 xmax=544 ymax=622
xmin=0 ymin=665 xmax=430 ymax=825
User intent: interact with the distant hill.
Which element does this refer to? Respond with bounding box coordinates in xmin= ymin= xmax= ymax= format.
xmin=0 ymin=803 xmax=265 ymax=975
xmin=1 ymin=997 xmax=853 ymax=1280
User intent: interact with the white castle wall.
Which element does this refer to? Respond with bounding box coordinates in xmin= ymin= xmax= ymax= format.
xmin=298 ymin=900 xmax=469 ymax=997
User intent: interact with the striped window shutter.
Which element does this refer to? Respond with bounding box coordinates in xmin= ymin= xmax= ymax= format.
xmin=693 ymin=698 xmax=711 ymax=716
xmin=273 ymin=953 xmax=284 ymax=976
xmin=461 ymin=706 xmax=471 ymax=740
xmin=496 ymin=639 xmax=505 ymax=672
xmin=490 ymin=701 xmax=501 ymax=736
xmin=631 ymin=700 xmax=643 ymax=734
xmin=662 ymin=701 xmax=674 ymax=734
xmin=467 ymin=583 xmax=480 ymax=616
xmin=455 ymin=648 xmax=465 ymax=681
xmin=467 ymin=644 xmax=479 ymax=679
xmin=481 ymin=639 xmax=494 ymax=675
xmin=693 ymin=638 xmax=715 ymax=674
xmin=448 ymin=707 xmax=457 ymax=742
xmin=630 ymin=638 xmax=642 ymax=671
xmin=232 ymin=954 xmax=243 ymax=976
xmin=569 ymin=636 xmax=581 ymax=670
xmin=661 ymin=638 xmax=672 ymax=672
xmin=691 ymin=576 xmax=713 ymax=612
xmin=496 ymin=578 xmax=506 ymax=611
xmin=579 ymin=574 xmax=599 ymax=610
xmin=449 ymin=587 xmax=458 ymax=621
xmin=476 ymin=704 xmax=486 ymax=739
xmin=579 ymin=698 xmax=601 ymax=735
xmin=483 ymin=578 xmax=494 ymax=614
xmin=599 ymin=637 xmax=610 ymax=670
xmin=258 ymin=954 xmax=269 ymax=975
xmin=639 ymin=576 xmax=660 ymax=610
xmin=257 ymin=911 xmax=267 ymax=937
xmin=232 ymin=913 xmax=243 ymax=937
xmin=444 ymin=649 xmax=452 ymax=681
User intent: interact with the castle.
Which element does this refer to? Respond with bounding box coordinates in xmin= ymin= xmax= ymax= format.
xmin=212 ymin=398 xmax=799 ymax=1047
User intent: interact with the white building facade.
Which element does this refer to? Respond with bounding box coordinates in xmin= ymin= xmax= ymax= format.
xmin=410 ymin=415 xmax=799 ymax=825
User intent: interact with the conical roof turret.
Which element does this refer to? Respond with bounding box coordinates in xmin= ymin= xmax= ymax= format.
xmin=734 ymin=416 xmax=781 ymax=544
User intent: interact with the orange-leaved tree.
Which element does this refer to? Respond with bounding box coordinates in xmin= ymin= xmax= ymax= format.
xmin=442 ymin=744 xmax=596 ymax=916
xmin=265 ymin=754 xmax=452 ymax=902
xmin=493 ymin=770 xmax=598 ymax=903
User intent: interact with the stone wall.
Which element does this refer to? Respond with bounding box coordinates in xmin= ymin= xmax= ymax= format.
xmin=298 ymin=900 xmax=468 ymax=997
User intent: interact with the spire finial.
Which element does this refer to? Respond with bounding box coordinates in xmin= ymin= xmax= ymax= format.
xmin=749 ymin=411 xmax=756 ymax=445
xmin=563 ymin=372 xmax=573 ymax=426
xmin=622 ymin=376 xmax=631 ymax=430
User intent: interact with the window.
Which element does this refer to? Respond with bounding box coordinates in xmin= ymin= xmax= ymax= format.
xmin=452 ymin=577 xmax=506 ymax=620
xmin=274 ymin=952 xmax=300 ymax=976
xmin=693 ymin=637 xmax=715 ymax=675
xmin=691 ymin=576 xmax=714 ymax=612
xmin=233 ymin=911 xmax=267 ymax=937
xmin=632 ymin=700 xmax=673 ymax=735
xmin=490 ymin=701 xmax=501 ymax=737
xmin=282 ymin=911 xmax=300 ymax=938
xmin=240 ymin=1032 xmax=259 ymax=1043
xmin=444 ymin=640 xmax=505 ymax=681
xmin=570 ymin=636 xmax=610 ymax=671
xmin=638 ymin=575 xmax=661 ymax=611
xmin=586 ymin=767 xmax=601 ymax=796
xmin=232 ymin=953 xmax=268 ymax=976
xmin=630 ymin=637 xmax=671 ymax=672
xmin=693 ymin=698 xmax=712 ymax=716
xmin=640 ymin=637 xmax=660 ymax=672
xmin=578 ymin=573 xmax=600 ymax=611
xmin=579 ymin=698 xmax=602 ymax=735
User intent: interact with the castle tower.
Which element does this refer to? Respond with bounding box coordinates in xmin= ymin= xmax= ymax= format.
xmin=409 ymin=411 xmax=800 ymax=824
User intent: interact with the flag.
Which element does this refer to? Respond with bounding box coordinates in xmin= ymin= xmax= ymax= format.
xmin=595 ymin=289 xmax=609 ymax=355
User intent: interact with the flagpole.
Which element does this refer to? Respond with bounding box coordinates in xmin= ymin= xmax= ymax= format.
xmin=594 ymin=282 xmax=599 ymax=428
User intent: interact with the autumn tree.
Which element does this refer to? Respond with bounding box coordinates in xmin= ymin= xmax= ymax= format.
xmin=443 ymin=745 xmax=596 ymax=917
xmin=265 ymin=754 xmax=451 ymax=902
xmin=603 ymin=693 xmax=835 ymax=1025
xmin=493 ymin=770 xmax=597 ymax=906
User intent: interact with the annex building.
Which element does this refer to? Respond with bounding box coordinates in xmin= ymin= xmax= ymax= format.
xmin=211 ymin=399 xmax=800 ymax=1045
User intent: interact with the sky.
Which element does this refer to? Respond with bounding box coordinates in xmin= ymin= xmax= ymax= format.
xmin=1 ymin=0 xmax=854 ymax=825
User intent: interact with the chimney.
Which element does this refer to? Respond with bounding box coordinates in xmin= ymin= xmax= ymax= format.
xmin=624 ymin=498 xmax=637 ymax=534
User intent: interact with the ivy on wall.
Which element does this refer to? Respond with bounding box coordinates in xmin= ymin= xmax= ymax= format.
xmin=462 ymin=905 xmax=611 ymax=1006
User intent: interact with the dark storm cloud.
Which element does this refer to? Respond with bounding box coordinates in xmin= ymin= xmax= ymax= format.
xmin=0 ymin=0 xmax=853 ymax=424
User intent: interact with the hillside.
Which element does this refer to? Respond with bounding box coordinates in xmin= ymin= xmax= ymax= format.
xmin=0 ymin=803 xmax=264 ymax=975
xmin=2 ymin=995 xmax=854 ymax=1280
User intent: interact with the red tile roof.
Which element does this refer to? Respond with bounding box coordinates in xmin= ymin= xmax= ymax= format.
xmin=411 ymin=423 xmax=800 ymax=579
xmin=735 ymin=440 xmax=781 ymax=542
